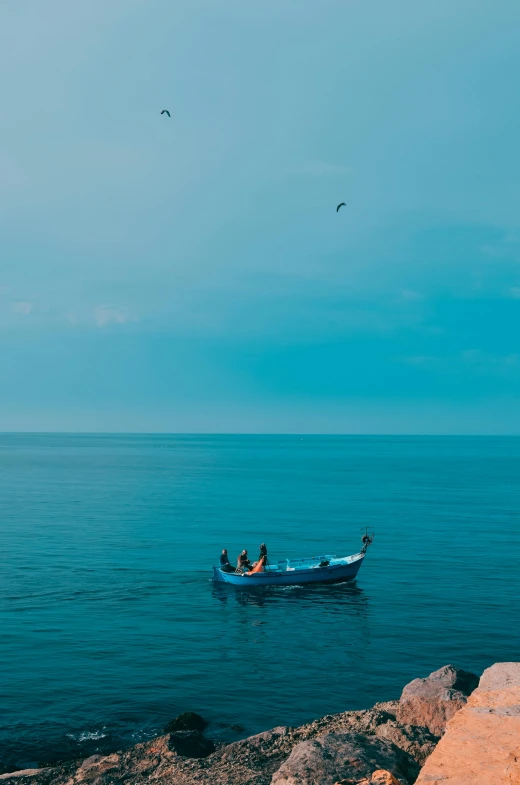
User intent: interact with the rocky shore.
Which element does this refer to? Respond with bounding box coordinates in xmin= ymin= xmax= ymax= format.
xmin=1 ymin=663 xmax=517 ymax=785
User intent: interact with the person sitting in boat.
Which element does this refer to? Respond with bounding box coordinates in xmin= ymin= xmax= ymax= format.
xmin=219 ymin=549 xmax=234 ymax=573
xmin=237 ymin=550 xmax=252 ymax=573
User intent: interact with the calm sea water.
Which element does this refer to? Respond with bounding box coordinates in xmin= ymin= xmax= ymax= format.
xmin=1 ymin=434 xmax=519 ymax=771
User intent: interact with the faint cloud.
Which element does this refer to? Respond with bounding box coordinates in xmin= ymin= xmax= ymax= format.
xmin=11 ymin=301 xmax=34 ymax=316
xmin=400 ymin=288 xmax=424 ymax=302
xmin=460 ymin=349 xmax=520 ymax=370
xmin=461 ymin=348 xmax=481 ymax=363
xmin=421 ymin=325 xmax=445 ymax=336
xmin=402 ymin=355 xmax=436 ymax=367
xmin=480 ymin=244 xmax=507 ymax=259
xmin=505 ymin=286 xmax=520 ymax=299
xmin=480 ymin=232 xmax=520 ymax=260
xmin=93 ymin=305 xmax=133 ymax=327
xmin=403 ymin=350 xmax=520 ymax=373
xmin=293 ymin=160 xmax=353 ymax=177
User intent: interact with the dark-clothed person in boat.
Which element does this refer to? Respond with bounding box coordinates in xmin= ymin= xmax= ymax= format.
xmin=219 ymin=549 xmax=234 ymax=572
xmin=237 ymin=550 xmax=252 ymax=572
xmin=258 ymin=543 xmax=268 ymax=565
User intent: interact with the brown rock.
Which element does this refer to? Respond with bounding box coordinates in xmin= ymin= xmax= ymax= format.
xmin=396 ymin=664 xmax=479 ymax=736
xmin=375 ymin=720 xmax=439 ymax=765
xmin=271 ymin=733 xmax=418 ymax=785
xmin=371 ymin=771 xmax=403 ymax=785
xmin=416 ymin=662 xmax=520 ymax=785
xmin=334 ymin=771 xmax=413 ymax=785
xmin=333 ymin=779 xmax=369 ymax=785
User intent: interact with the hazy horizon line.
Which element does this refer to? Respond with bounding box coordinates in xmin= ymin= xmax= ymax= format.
xmin=1 ymin=431 xmax=520 ymax=438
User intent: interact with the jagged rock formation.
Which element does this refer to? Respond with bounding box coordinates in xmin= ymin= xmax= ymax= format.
xmin=0 ymin=705 xmax=420 ymax=785
xmin=396 ymin=665 xmax=479 ymax=737
xmin=374 ymin=720 xmax=439 ymax=766
xmin=416 ymin=662 xmax=520 ymax=784
xmin=270 ymin=733 xmax=419 ymax=785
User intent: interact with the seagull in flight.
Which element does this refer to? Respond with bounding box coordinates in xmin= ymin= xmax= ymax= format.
xmin=160 ymin=110 xmax=171 ymax=117
xmin=336 ymin=202 xmax=346 ymax=212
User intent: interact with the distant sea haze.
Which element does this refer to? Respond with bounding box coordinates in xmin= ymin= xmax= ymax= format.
xmin=1 ymin=434 xmax=519 ymax=771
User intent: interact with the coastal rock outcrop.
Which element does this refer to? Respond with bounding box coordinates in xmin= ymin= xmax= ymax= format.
xmin=396 ymin=665 xmax=479 ymax=736
xmin=270 ymin=733 xmax=419 ymax=785
xmin=4 ymin=663 xmax=498 ymax=785
xmin=165 ymin=711 xmax=208 ymax=733
xmin=0 ymin=711 xmax=413 ymax=785
xmin=168 ymin=730 xmax=215 ymax=758
xmin=416 ymin=661 xmax=520 ymax=784
xmin=374 ymin=721 xmax=439 ymax=766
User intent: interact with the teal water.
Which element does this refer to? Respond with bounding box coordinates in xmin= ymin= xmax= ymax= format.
xmin=1 ymin=435 xmax=519 ymax=771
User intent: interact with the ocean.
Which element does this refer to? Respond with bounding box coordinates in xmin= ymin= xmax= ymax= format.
xmin=1 ymin=434 xmax=519 ymax=771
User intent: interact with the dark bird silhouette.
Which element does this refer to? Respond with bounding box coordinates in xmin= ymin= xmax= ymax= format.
xmin=336 ymin=202 xmax=346 ymax=212
xmin=160 ymin=110 xmax=171 ymax=117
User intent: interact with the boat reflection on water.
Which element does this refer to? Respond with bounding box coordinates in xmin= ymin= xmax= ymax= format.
xmin=211 ymin=579 xmax=369 ymax=617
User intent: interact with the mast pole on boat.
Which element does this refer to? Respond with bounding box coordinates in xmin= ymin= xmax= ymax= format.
xmin=360 ymin=526 xmax=374 ymax=553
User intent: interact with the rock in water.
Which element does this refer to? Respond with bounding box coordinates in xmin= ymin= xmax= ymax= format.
xmin=164 ymin=711 xmax=208 ymax=732
xmin=271 ymin=733 xmax=419 ymax=785
xmin=396 ymin=665 xmax=479 ymax=737
xmin=168 ymin=730 xmax=215 ymax=758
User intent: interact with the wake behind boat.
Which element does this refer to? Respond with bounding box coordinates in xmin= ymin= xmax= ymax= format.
xmin=212 ymin=531 xmax=373 ymax=587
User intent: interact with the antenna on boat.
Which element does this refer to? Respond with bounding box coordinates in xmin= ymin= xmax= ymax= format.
xmin=360 ymin=526 xmax=374 ymax=553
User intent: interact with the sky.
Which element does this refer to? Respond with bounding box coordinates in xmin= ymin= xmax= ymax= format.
xmin=1 ymin=0 xmax=520 ymax=433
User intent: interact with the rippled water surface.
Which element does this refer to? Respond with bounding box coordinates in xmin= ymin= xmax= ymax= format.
xmin=1 ymin=434 xmax=519 ymax=770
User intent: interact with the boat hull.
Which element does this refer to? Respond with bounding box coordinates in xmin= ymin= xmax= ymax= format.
xmin=212 ymin=553 xmax=365 ymax=587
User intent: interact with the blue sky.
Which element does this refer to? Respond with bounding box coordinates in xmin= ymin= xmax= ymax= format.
xmin=1 ymin=0 xmax=520 ymax=432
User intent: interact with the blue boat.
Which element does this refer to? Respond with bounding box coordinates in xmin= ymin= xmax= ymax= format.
xmin=212 ymin=534 xmax=373 ymax=587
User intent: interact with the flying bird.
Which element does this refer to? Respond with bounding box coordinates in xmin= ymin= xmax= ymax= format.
xmin=336 ymin=202 xmax=346 ymax=212
xmin=160 ymin=110 xmax=171 ymax=117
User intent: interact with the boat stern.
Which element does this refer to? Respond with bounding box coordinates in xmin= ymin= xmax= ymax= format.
xmin=212 ymin=565 xmax=226 ymax=583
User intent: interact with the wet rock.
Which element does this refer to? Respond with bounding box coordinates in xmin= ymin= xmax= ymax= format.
xmin=168 ymin=730 xmax=216 ymax=758
xmin=271 ymin=732 xmax=419 ymax=785
xmin=216 ymin=721 xmax=245 ymax=733
xmin=396 ymin=665 xmax=479 ymax=736
xmin=164 ymin=711 xmax=208 ymax=732
xmin=375 ymin=720 xmax=439 ymax=765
